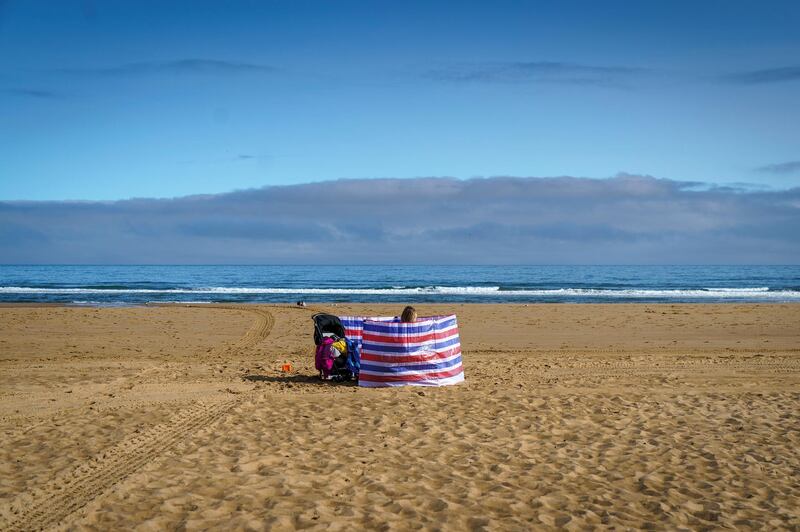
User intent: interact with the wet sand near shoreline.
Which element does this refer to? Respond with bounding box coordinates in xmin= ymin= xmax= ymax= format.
xmin=1 ymin=303 xmax=799 ymax=530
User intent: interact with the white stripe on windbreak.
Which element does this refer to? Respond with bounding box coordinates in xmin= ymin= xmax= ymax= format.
xmin=359 ymin=351 xmax=462 ymax=368
xmin=362 ymin=324 xmax=459 ymax=342
xmin=358 ymin=371 xmax=466 ymax=387
xmin=361 ymin=332 xmax=460 ymax=349
xmin=359 ymin=362 xmax=463 ymax=377
xmin=361 ymin=342 xmax=461 ymax=358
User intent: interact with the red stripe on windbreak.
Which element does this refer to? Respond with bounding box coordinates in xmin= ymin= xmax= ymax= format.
xmin=359 ymin=364 xmax=463 ymax=382
xmin=362 ymin=328 xmax=459 ymax=344
xmin=361 ymin=347 xmax=461 ymax=364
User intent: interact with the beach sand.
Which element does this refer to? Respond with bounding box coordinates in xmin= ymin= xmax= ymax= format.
xmin=1 ymin=303 xmax=799 ymax=530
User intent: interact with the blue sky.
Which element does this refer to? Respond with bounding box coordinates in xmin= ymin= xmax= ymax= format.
xmin=2 ymin=0 xmax=799 ymax=201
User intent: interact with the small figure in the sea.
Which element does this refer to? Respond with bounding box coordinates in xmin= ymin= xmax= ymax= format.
xmin=400 ymin=306 xmax=417 ymax=322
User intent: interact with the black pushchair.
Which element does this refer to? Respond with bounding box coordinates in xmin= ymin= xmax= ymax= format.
xmin=312 ymin=313 xmax=358 ymax=382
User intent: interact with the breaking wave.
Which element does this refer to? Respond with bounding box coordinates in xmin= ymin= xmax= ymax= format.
xmin=1 ymin=285 xmax=799 ymax=299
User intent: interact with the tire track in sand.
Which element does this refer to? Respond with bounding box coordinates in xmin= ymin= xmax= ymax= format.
xmin=226 ymin=305 xmax=274 ymax=351
xmin=0 ymin=399 xmax=239 ymax=531
xmin=0 ymin=306 xmax=273 ymax=531
xmin=0 ymin=306 xmax=274 ymax=432
xmin=189 ymin=304 xmax=274 ymax=356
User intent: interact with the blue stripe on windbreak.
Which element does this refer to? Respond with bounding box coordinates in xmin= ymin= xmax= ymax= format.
xmin=362 ymin=336 xmax=460 ymax=354
xmin=363 ymin=318 xmax=457 ymax=335
xmin=363 ymin=320 xmax=457 ymax=335
xmin=360 ymin=356 xmax=462 ymax=374
xmin=341 ymin=316 xmax=396 ymax=325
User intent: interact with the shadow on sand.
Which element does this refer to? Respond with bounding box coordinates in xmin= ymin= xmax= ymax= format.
xmin=243 ymin=373 xmax=357 ymax=386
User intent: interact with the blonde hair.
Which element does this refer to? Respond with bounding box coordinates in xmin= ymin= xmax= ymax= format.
xmin=400 ymin=306 xmax=417 ymax=323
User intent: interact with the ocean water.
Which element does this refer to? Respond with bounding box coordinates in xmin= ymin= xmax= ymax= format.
xmin=1 ymin=265 xmax=799 ymax=305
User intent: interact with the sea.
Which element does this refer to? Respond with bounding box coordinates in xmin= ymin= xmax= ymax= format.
xmin=0 ymin=265 xmax=799 ymax=305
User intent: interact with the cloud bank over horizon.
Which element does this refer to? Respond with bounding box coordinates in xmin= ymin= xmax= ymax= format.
xmin=1 ymin=175 xmax=798 ymax=265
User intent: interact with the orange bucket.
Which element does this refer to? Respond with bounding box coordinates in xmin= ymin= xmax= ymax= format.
xmin=281 ymin=363 xmax=292 ymax=373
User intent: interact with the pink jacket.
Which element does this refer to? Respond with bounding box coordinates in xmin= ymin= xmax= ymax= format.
xmin=315 ymin=337 xmax=335 ymax=377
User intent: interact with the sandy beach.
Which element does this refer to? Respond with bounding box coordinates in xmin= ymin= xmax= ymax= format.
xmin=1 ymin=303 xmax=799 ymax=530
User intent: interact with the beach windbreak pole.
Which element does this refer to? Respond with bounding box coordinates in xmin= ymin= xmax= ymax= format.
xmin=344 ymin=315 xmax=465 ymax=387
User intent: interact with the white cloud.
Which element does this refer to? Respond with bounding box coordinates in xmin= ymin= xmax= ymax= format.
xmin=1 ymin=175 xmax=798 ymax=264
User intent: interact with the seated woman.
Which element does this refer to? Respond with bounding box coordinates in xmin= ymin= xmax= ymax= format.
xmin=401 ymin=306 xmax=417 ymax=323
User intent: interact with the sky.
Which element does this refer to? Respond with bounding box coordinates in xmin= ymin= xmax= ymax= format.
xmin=1 ymin=1 xmax=799 ymax=263
xmin=2 ymin=0 xmax=800 ymax=200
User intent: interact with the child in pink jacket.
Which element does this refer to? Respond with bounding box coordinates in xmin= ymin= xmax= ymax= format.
xmin=315 ymin=337 xmax=336 ymax=378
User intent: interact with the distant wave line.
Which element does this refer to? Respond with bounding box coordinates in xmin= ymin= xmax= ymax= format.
xmin=1 ymin=286 xmax=799 ymax=299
